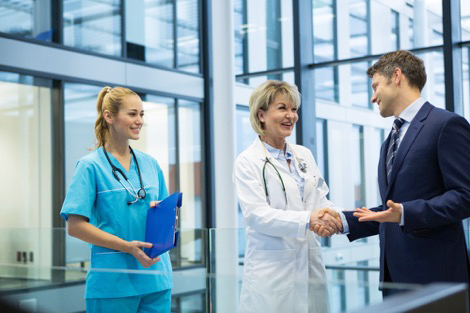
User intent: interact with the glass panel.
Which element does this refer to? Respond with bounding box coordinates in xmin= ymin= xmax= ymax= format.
xmin=64 ymin=83 xmax=100 ymax=191
xmin=0 ymin=0 xmax=52 ymax=41
xmin=234 ymin=0 xmax=248 ymax=78
xmin=408 ymin=0 xmax=443 ymax=48
xmin=462 ymin=0 xmax=470 ymax=41
xmin=134 ymin=95 xmax=177 ymax=195
xmin=314 ymin=66 xmax=338 ymax=103
xmin=125 ymin=0 xmax=174 ymax=67
xmin=235 ymin=0 xmax=294 ymax=80
xmin=417 ymin=50 xmax=445 ymax=109
xmin=391 ymin=10 xmax=399 ymax=50
xmin=63 ymin=0 xmax=122 ymax=56
xmin=313 ymin=0 xmax=336 ymax=63
xmin=349 ymin=0 xmax=369 ymax=57
xmin=463 ymin=47 xmax=470 ymax=121
xmin=178 ymin=100 xmax=203 ymax=266
xmin=0 ymin=72 xmax=52 ymax=278
xmin=352 ymin=125 xmax=365 ymax=209
xmin=177 ymin=0 xmax=200 ymax=73
xmin=351 ymin=61 xmax=370 ymax=108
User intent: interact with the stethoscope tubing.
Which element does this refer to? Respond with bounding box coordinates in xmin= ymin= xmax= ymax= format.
xmin=103 ymin=146 xmax=146 ymax=205
xmin=261 ymin=142 xmax=307 ymax=206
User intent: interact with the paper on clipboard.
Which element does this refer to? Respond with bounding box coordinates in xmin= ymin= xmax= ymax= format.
xmin=144 ymin=192 xmax=182 ymax=258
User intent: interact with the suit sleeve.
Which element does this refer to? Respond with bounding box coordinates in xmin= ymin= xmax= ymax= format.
xmin=403 ymin=115 xmax=470 ymax=230
xmin=343 ymin=208 xmax=381 ymax=241
xmin=233 ymin=155 xmax=310 ymax=238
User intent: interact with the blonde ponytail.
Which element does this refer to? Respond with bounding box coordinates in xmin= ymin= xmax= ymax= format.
xmin=94 ymin=86 xmax=139 ymax=148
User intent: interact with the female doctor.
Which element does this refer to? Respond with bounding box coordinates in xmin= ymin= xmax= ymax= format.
xmin=60 ymin=87 xmax=172 ymax=313
xmin=233 ymin=80 xmax=342 ymax=313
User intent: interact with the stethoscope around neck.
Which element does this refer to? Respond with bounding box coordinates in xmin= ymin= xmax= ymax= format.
xmin=261 ymin=142 xmax=307 ymax=205
xmin=103 ymin=145 xmax=146 ymax=205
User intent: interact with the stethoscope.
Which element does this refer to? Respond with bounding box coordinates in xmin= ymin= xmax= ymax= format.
xmin=103 ymin=146 xmax=146 ymax=205
xmin=261 ymin=143 xmax=307 ymax=205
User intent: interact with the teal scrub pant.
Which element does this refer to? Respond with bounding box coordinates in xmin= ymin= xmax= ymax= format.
xmin=86 ymin=289 xmax=171 ymax=313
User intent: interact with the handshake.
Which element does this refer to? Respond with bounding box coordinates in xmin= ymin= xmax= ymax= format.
xmin=309 ymin=209 xmax=343 ymax=237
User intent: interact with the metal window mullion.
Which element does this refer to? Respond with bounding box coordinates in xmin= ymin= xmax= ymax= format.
xmin=442 ymin=0 xmax=463 ymax=114
xmin=293 ymin=0 xmax=316 ymax=152
xmin=51 ymin=0 xmax=63 ymax=44
xmin=51 ymin=79 xmax=65 ymax=282
xmin=174 ymin=0 xmax=178 ymax=69
xmin=121 ymin=0 xmax=127 ymax=58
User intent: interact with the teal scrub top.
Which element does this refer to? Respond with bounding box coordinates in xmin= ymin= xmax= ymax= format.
xmin=60 ymin=148 xmax=173 ymax=299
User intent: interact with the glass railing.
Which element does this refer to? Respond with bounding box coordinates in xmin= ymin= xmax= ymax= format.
xmin=0 ymin=228 xmax=467 ymax=313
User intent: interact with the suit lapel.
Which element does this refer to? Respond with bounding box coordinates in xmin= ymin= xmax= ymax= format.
xmin=378 ymin=135 xmax=390 ymax=199
xmin=386 ymin=102 xmax=433 ymax=194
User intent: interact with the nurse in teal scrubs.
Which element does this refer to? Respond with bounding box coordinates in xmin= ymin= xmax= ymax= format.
xmin=61 ymin=86 xmax=173 ymax=313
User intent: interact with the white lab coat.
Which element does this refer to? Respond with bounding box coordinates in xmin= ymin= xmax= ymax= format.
xmin=233 ymin=138 xmax=335 ymax=313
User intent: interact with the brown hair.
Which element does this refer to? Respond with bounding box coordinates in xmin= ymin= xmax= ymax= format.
xmin=94 ymin=86 xmax=138 ymax=147
xmin=367 ymin=50 xmax=427 ymax=91
xmin=249 ymin=80 xmax=301 ymax=135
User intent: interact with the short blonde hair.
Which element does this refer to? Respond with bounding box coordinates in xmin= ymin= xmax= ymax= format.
xmin=249 ymin=80 xmax=301 ymax=135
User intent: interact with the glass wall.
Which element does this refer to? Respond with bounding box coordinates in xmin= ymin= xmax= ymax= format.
xmin=0 ymin=0 xmax=52 ymax=41
xmin=463 ymin=0 xmax=470 ymax=41
xmin=63 ymin=83 xmax=203 ymax=268
xmin=0 ymin=71 xmax=52 ymax=278
xmin=124 ymin=0 xmax=200 ymax=73
xmin=63 ymin=0 xmax=122 ymax=56
xmin=234 ymin=0 xmax=294 ymax=85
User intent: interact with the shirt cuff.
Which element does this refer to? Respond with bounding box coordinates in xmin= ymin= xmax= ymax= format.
xmin=339 ymin=211 xmax=350 ymax=235
xmin=399 ymin=203 xmax=405 ymax=226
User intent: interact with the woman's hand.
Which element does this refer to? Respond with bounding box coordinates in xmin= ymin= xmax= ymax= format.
xmin=124 ymin=241 xmax=161 ymax=268
xmin=150 ymin=201 xmax=161 ymax=208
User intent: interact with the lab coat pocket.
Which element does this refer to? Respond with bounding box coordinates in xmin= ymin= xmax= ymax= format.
xmin=245 ymin=249 xmax=296 ymax=293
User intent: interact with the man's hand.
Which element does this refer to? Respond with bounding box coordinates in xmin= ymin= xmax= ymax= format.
xmin=309 ymin=209 xmax=343 ymax=237
xmin=353 ymin=200 xmax=402 ymax=223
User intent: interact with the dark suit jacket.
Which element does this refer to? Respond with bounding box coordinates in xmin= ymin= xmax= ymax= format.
xmin=344 ymin=102 xmax=470 ymax=285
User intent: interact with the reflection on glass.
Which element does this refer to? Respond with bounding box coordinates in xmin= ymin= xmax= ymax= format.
xmin=349 ymin=0 xmax=369 ymax=57
xmin=463 ymin=47 xmax=470 ymax=121
xmin=351 ymin=62 xmax=370 ymax=108
xmin=0 ymin=72 xmax=52 ymax=277
xmin=63 ymin=0 xmax=122 ymax=56
xmin=313 ymin=0 xmax=338 ymax=103
xmin=352 ymin=125 xmax=365 ymax=209
xmin=125 ymin=0 xmax=174 ymax=67
xmin=462 ymin=0 xmax=470 ymax=41
xmin=64 ymin=83 xmax=100 ymax=190
xmin=313 ymin=0 xmax=336 ymax=63
xmin=234 ymin=0 xmax=294 ymax=82
xmin=178 ymin=100 xmax=203 ymax=266
xmin=391 ymin=10 xmax=399 ymax=50
xmin=408 ymin=0 xmax=443 ymax=48
xmin=177 ymin=0 xmax=200 ymax=73
xmin=235 ymin=0 xmax=248 ymax=79
xmin=408 ymin=17 xmax=414 ymax=49
xmin=417 ymin=50 xmax=445 ymax=109
xmin=0 ymin=0 xmax=52 ymax=41
xmin=315 ymin=67 xmax=338 ymax=102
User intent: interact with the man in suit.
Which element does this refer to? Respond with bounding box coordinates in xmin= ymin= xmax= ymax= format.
xmin=340 ymin=50 xmax=470 ymax=295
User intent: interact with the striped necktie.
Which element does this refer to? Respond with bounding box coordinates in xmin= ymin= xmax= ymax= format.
xmin=386 ymin=117 xmax=405 ymax=182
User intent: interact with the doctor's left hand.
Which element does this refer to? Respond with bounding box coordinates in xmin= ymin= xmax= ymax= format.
xmin=353 ymin=200 xmax=402 ymax=223
xmin=124 ymin=241 xmax=161 ymax=268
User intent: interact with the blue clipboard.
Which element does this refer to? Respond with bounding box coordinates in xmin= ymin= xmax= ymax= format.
xmin=144 ymin=192 xmax=182 ymax=258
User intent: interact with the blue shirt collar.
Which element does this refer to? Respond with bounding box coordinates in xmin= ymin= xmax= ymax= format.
xmin=262 ymin=141 xmax=293 ymax=161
